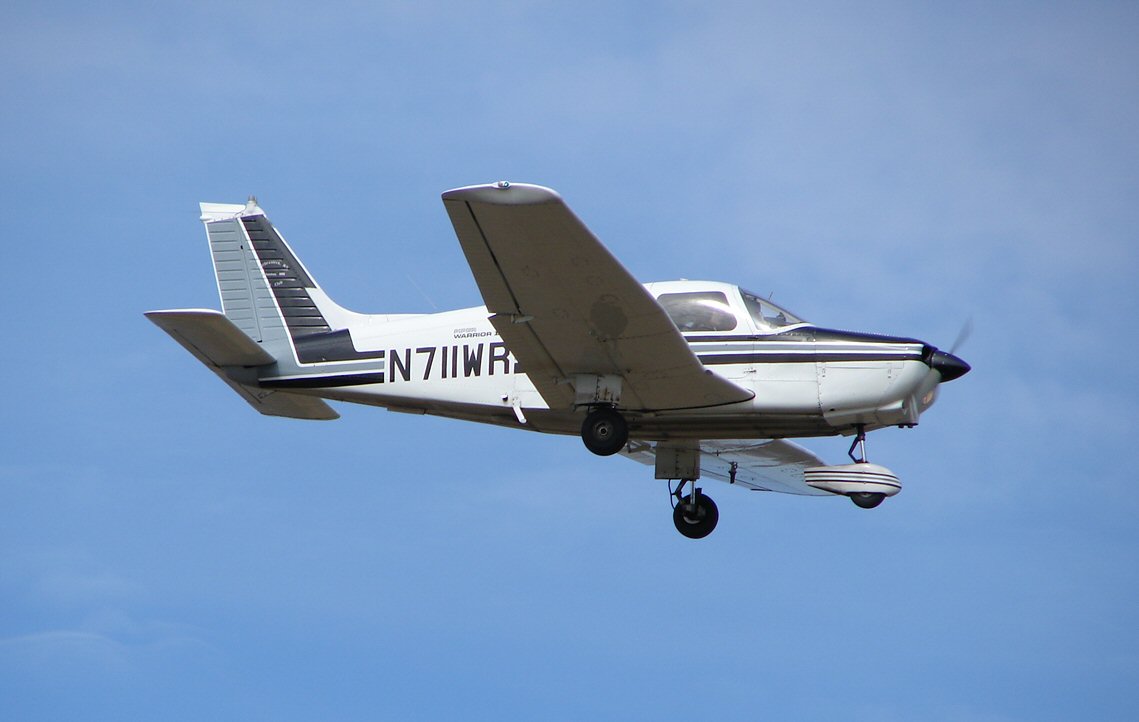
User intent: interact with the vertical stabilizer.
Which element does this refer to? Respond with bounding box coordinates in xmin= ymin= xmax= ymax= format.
xmin=198 ymin=199 xmax=381 ymax=366
xmin=201 ymin=199 xmax=294 ymax=354
xmin=201 ymin=198 xmax=339 ymax=357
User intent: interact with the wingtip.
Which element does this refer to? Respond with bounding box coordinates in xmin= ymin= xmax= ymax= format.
xmin=441 ymin=181 xmax=562 ymax=205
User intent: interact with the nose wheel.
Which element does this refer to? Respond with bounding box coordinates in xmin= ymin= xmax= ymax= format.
xmin=850 ymin=491 xmax=886 ymax=509
xmin=670 ymin=480 xmax=719 ymax=539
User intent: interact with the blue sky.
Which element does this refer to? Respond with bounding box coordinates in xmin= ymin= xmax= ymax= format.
xmin=2 ymin=2 xmax=1137 ymax=720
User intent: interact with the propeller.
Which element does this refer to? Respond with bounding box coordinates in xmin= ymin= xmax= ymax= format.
xmin=949 ymin=316 xmax=973 ymax=355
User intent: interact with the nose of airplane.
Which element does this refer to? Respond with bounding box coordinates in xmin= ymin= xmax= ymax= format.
xmin=927 ymin=348 xmax=971 ymax=383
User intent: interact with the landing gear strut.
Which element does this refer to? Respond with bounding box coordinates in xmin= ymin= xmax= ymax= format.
xmin=848 ymin=424 xmax=868 ymax=463
xmin=846 ymin=424 xmax=885 ymax=509
xmin=670 ymin=479 xmax=719 ymax=539
xmin=580 ymin=406 xmax=628 ymax=456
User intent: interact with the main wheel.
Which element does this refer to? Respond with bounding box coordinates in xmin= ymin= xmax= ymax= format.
xmin=673 ymin=493 xmax=719 ymax=539
xmin=580 ymin=407 xmax=628 ymax=456
xmin=850 ymin=492 xmax=886 ymax=509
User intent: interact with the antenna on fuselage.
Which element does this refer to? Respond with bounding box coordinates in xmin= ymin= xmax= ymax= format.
xmin=404 ymin=271 xmax=439 ymax=311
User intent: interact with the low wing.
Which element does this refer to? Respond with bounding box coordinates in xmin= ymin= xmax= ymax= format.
xmin=146 ymin=309 xmax=339 ymax=420
xmin=623 ymin=439 xmax=834 ymax=496
xmin=441 ymin=183 xmax=753 ymax=411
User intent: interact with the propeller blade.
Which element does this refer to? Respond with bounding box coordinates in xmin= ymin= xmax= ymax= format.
xmin=950 ymin=317 xmax=973 ymax=354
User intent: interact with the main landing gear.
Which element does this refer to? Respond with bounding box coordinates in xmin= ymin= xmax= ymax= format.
xmin=580 ymin=406 xmax=715 ymax=539
xmin=670 ymin=480 xmax=719 ymax=539
xmin=580 ymin=406 xmax=629 ymax=456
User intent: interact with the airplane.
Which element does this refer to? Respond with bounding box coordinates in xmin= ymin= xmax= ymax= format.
xmin=147 ymin=181 xmax=970 ymax=539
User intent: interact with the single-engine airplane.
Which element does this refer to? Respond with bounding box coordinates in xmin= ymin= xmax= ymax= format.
xmin=148 ymin=182 xmax=969 ymax=538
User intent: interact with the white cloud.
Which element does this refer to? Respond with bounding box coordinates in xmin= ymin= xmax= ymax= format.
xmin=0 ymin=630 xmax=132 ymax=675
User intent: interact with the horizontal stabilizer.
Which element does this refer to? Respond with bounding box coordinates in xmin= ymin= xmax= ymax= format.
xmin=147 ymin=309 xmax=275 ymax=366
xmin=145 ymin=309 xmax=339 ymax=420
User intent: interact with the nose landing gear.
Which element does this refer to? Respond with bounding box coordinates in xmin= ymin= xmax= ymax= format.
xmin=803 ymin=424 xmax=899 ymax=509
xmin=848 ymin=424 xmax=868 ymax=464
xmin=850 ymin=491 xmax=886 ymax=509
xmin=845 ymin=424 xmax=885 ymax=508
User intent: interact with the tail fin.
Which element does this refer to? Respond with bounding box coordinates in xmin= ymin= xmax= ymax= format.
xmin=200 ymin=199 xmax=382 ymax=366
xmin=201 ymin=198 xmax=347 ymax=358
xmin=145 ymin=198 xmax=369 ymax=420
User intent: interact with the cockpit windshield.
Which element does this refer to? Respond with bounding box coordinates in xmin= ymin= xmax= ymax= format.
xmin=740 ymin=289 xmax=806 ymax=332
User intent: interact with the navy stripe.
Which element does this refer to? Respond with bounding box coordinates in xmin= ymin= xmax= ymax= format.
xmin=805 ymin=471 xmax=899 ymax=481
xmin=292 ymin=329 xmax=386 ymax=364
xmin=684 ymin=327 xmax=925 ymax=345
xmin=699 ymin=352 xmax=924 ymax=365
xmin=687 ymin=334 xmax=784 ymax=343
xmin=261 ymin=372 xmax=385 ymax=388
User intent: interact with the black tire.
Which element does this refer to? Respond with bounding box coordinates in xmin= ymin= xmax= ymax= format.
xmin=673 ymin=493 xmax=719 ymax=539
xmin=580 ymin=408 xmax=629 ymax=456
xmin=850 ymin=492 xmax=886 ymax=509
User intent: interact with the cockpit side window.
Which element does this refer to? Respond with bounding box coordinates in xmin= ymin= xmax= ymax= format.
xmin=657 ymin=292 xmax=738 ymax=332
xmin=740 ymin=289 xmax=804 ymax=332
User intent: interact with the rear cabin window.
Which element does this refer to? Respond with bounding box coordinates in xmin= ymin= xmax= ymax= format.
xmin=657 ymin=291 xmax=738 ymax=332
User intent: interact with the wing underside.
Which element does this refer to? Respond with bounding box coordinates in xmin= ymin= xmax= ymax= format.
xmin=623 ymin=438 xmax=834 ymax=496
xmin=442 ymin=183 xmax=754 ymax=412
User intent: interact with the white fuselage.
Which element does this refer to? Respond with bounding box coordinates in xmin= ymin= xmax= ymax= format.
xmin=260 ymin=281 xmax=942 ymax=441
